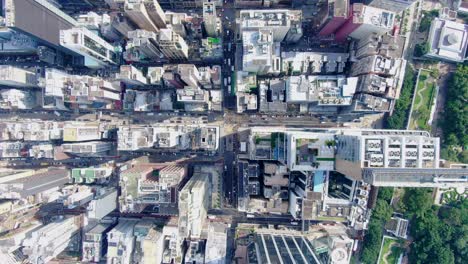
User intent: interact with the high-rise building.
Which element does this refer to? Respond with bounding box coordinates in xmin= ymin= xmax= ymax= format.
xmin=82 ymin=223 xmax=114 ymax=263
xmin=242 ymin=29 xmax=281 ymax=74
xmin=107 ymin=220 xmax=138 ymax=264
xmin=239 ymin=9 xmax=303 ymax=42
xmin=335 ymin=130 xmax=440 ymax=180
xmin=0 ymin=66 xmax=38 ymax=88
xmin=87 ymin=187 xmax=118 ymax=220
xmin=366 ymin=0 xmax=416 ymax=13
xmin=319 ymin=0 xmax=350 ymax=36
xmin=1 ymin=0 xmax=77 ymax=49
xmin=126 ymin=29 xmax=162 ymax=61
xmin=41 ymin=68 xmax=121 ymax=110
xmin=203 ymin=1 xmax=218 ymax=37
xmin=0 ymin=168 xmax=70 ymax=200
xmin=22 ymin=216 xmax=81 ymax=264
xmin=62 ymin=141 xmax=113 ymax=156
xmin=117 ymin=65 xmax=148 ymax=85
xmin=124 ymin=0 xmax=160 ymax=32
xmin=60 ymin=27 xmax=117 ymax=68
xmin=119 ymin=163 xmax=187 ymax=214
xmin=335 ymin=4 xmax=395 ymax=42
xmin=111 ymin=12 xmax=137 ymax=37
xmin=144 ymin=0 xmax=167 ymax=29
xmin=63 ymin=122 xmax=102 ymax=142
xmin=178 ymin=172 xmax=210 ymax=240
xmin=156 ymin=28 xmax=189 ymax=60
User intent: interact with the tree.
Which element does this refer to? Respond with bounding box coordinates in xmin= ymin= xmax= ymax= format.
xmin=414 ymin=42 xmax=430 ymax=57
xmin=378 ymin=187 xmax=394 ymax=203
xmin=440 ymin=65 xmax=468 ymax=163
xmin=402 ymin=188 xmax=433 ymax=217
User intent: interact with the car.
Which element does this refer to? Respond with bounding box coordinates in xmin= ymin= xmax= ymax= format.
xmin=290 ymin=221 xmax=299 ymax=226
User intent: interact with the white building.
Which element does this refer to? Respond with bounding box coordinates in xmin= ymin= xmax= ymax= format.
xmin=76 ymin=12 xmax=111 ymax=30
xmin=124 ymin=0 xmax=159 ymax=32
xmin=0 ymin=66 xmax=38 ymax=87
xmin=41 ymin=69 xmax=121 ymax=110
xmin=285 ymin=75 xmax=358 ymax=106
xmin=426 ymin=18 xmax=468 ymax=63
xmin=87 ymin=187 xmax=118 ymax=220
xmin=0 ymin=120 xmax=63 ymax=141
xmin=367 ymin=0 xmax=416 ymax=13
xmin=63 ymin=122 xmax=101 ymax=142
xmin=0 ymin=89 xmax=39 ymax=109
xmin=203 ymin=1 xmax=219 ymax=37
xmin=117 ymin=65 xmax=148 ymax=85
xmin=144 ymin=0 xmax=167 ymax=29
xmin=22 ymin=216 xmax=81 ymax=264
xmin=156 ymin=28 xmax=189 ymax=60
xmin=82 ymin=223 xmax=113 ymax=263
xmin=147 ymin=67 xmax=164 ymax=84
xmin=239 ymin=9 xmax=303 ymax=42
xmin=107 ymin=220 xmax=138 ymax=264
xmin=337 ymin=4 xmax=395 ymax=42
xmin=242 ymin=29 xmax=281 ymax=74
xmin=125 ymin=30 xmax=162 ymax=61
xmin=178 ymin=172 xmax=210 ymax=240
xmin=117 ymin=124 xmax=219 ymax=151
xmin=336 ymin=130 xmax=440 ymax=180
xmin=62 ymin=141 xmax=112 ymax=155
xmin=281 ymin=51 xmax=349 ymax=74
xmin=205 ymin=222 xmax=228 ymax=264
xmin=60 ymin=27 xmax=117 ymax=68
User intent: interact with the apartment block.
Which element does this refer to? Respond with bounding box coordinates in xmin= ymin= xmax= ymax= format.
xmin=0 ymin=66 xmax=38 ymax=87
xmin=124 ymin=0 xmax=160 ymax=32
xmin=0 ymin=120 xmax=63 ymax=141
xmin=242 ymin=29 xmax=281 ymax=74
xmin=107 ymin=220 xmax=138 ymax=264
xmin=0 ymin=89 xmax=40 ymax=110
xmin=285 ymin=75 xmax=358 ymax=106
xmin=156 ymin=28 xmax=189 ymax=60
xmin=60 ymin=27 xmax=117 ymax=68
xmin=119 ymin=163 xmax=187 ymax=214
xmin=62 ymin=141 xmax=113 ymax=156
xmin=203 ymin=1 xmax=219 ymax=37
xmin=22 ymin=216 xmax=81 ymax=264
xmin=41 ymin=69 xmax=121 ymax=110
xmin=335 ymin=4 xmax=395 ymax=42
xmin=178 ymin=172 xmax=210 ymax=240
xmin=281 ymin=51 xmax=349 ymax=74
xmin=239 ymin=9 xmax=303 ymax=42
xmin=117 ymin=65 xmax=148 ymax=86
xmin=117 ymin=124 xmax=219 ymax=152
xmin=125 ymin=30 xmax=162 ymax=62
xmin=366 ymin=0 xmax=417 ymax=13
xmin=0 ymin=168 xmax=69 ymax=200
xmin=82 ymin=223 xmax=114 ymax=263
xmin=319 ymin=0 xmax=350 ymax=36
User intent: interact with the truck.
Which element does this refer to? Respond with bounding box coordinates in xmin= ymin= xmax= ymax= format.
xmin=228 ymin=58 xmax=231 ymax=65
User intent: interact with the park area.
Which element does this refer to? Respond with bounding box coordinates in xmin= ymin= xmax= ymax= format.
xmin=408 ymin=69 xmax=437 ymax=131
xmin=377 ymin=236 xmax=404 ymax=264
